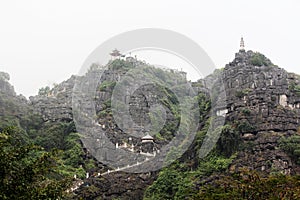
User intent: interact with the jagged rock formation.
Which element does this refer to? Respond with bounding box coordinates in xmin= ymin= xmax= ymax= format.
xmin=222 ymin=50 xmax=300 ymax=132
xmin=2 ymin=47 xmax=300 ymax=199
xmin=73 ymin=171 xmax=158 ymax=200
xmin=0 ymin=72 xmax=16 ymax=97
xmin=0 ymin=72 xmax=30 ymax=128
xmin=212 ymin=49 xmax=300 ymax=175
xmin=29 ymin=75 xmax=76 ymax=122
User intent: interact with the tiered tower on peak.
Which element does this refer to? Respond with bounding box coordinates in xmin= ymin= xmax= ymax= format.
xmin=240 ymin=37 xmax=245 ymax=51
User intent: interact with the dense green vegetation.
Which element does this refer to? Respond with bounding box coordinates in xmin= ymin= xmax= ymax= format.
xmin=249 ymin=52 xmax=273 ymax=66
xmin=216 ymin=125 xmax=240 ymax=157
xmin=144 ymin=121 xmax=300 ymax=199
xmin=95 ymin=60 xmax=186 ymax=142
xmin=279 ymin=135 xmax=300 ymax=164
xmin=144 ymin=154 xmax=235 ymax=200
xmin=288 ymin=81 xmax=300 ymax=96
xmin=2 ymin=58 xmax=300 ymax=199
xmin=0 ymin=126 xmax=72 ymax=199
xmin=38 ymin=86 xmax=51 ymax=96
xmin=144 ymin=99 xmax=238 ymax=199
xmin=235 ymin=88 xmax=251 ymax=98
xmin=197 ymin=168 xmax=300 ymax=199
xmin=0 ymin=81 xmax=95 ymax=198
xmin=144 ymin=137 xmax=236 ymax=199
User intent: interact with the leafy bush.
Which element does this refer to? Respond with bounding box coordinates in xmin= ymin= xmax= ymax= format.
xmin=98 ymin=81 xmax=116 ymax=91
xmin=38 ymin=86 xmax=51 ymax=96
xmin=0 ymin=127 xmax=72 ymax=199
xmin=279 ymin=135 xmax=300 ymax=164
xmin=144 ymin=165 xmax=183 ymax=200
xmin=250 ymin=52 xmax=273 ymax=66
xmin=235 ymin=89 xmax=251 ymax=98
xmin=236 ymin=121 xmax=255 ymax=133
xmin=216 ymin=125 xmax=240 ymax=157
xmin=289 ymin=81 xmax=300 ymax=96
xmin=197 ymin=168 xmax=300 ymax=199
xmin=108 ymin=59 xmax=134 ymax=70
xmin=241 ymin=108 xmax=251 ymax=115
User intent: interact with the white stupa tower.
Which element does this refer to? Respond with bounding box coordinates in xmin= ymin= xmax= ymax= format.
xmin=240 ymin=37 xmax=245 ymax=51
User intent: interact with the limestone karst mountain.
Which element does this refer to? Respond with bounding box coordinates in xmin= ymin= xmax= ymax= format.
xmin=1 ymin=47 xmax=300 ymax=199
xmin=220 ymin=49 xmax=300 ymax=175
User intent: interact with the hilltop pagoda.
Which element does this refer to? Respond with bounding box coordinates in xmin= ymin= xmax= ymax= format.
xmin=240 ymin=37 xmax=245 ymax=51
xmin=110 ymin=49 xmax=122 ymax=59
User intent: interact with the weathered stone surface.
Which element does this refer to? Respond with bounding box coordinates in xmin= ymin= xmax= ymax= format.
xmin=0 ymin=72 xmax=30 ymax=122
xmin=73 ymin=171 xmax=157 ymax=200
xmin=0 ymin=72 xmax=16 ymax=97
xmin=221 ymin=50 xmax=300 ymax=133
xmin=211 ymin=50 xmax=300 ymax=175
xmin=29 ymin=75 xmax=76 ymax=122
xmin=2 ymin=48 xmax=300 ymax=199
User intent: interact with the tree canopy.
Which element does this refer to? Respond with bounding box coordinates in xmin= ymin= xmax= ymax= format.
xmin=0 ymin=126 xmax=72 ymax=199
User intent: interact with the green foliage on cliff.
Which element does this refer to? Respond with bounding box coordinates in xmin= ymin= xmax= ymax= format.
xmin=216 ymin=125 xmax=240 ymax=157
xmin=38 ymin=86 xmax=51 ymax=96
xmin=108 ymin=59 xmax=135 ymax=70
xmin=144 ymin=162 xmax=195 ymax=200
xmin=236 ymin=121 xmax=255 ymax=133
xmin=250 ymin=52 xmax=273 ymax=66
xmin=235 ymin=88 xmax=251 ymax=98
xmin=144 ymin=108 xmax=236 ymax=200
xmin=289 ymin=81 xmax=300 ymax=96
xmin=144 ymin=91 xmax=240 ymax=199
xmin=98 ymin=81 xmax=116 ymax=91
xmin=279 ymin=135 xmax=300 ymax=164
xmin=0 ymin=126 xmax=72 ymax=199
xmin=96 ymin=59 xmax=187 ymax=142
xmin=0 ymin=85 xmax=87 ymax=180
xmin=197 ymin=168 xmax=300 ymax=199
xmin=144 ymin=152 xmax=235 ymax=200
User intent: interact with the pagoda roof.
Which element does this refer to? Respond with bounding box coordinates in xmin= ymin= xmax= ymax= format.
xmin=141 ymin=133 xmax=154 ymax=140
xmin=110 ymin=49 xmax=122 ymax=57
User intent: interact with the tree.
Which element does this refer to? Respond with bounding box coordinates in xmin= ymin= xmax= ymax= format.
xmin=216 ymin=125 xmax=240 ymax=157
xmin=249 ymin=52 xmax=273 ymax=67
xmin=197 ymin=168 xmax=300 ymax=199
xmin=0 ymin=72 xmax=10 ymax=82
xmin=279 ymin=135 xmax=300 ymax=164
xmin=0 ymin=126 xmax=71 ymax=199
xmin=38 ymin=86 xmax=51 ymax=96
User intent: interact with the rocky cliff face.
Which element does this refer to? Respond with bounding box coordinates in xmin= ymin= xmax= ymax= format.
xmin=213 ymin=50 xmax=300 ymax=175
xmin=29 ymin=75 xmax=76 ymax=122
xmin=0 ymin=72 xmax=16 ymax=97
xmin=222 ymin=50 xmax=300 ymax=132
xmin=0 ymin=72 xmax=30 ymax=128
xmin=26 ymin=59 xmax=186 ymax=199
xmin=2 ymin=49 xmax=300 ymax=199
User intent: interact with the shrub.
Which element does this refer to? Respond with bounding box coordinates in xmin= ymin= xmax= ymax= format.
xmin=197 ymin=168 xmax=300 ymax=199
xmin=250 ymin=52 xmax=273 ymax=66
xmin=279 ymin=135 xmax=300 ymax=164
xmin=289 ymin=81 xmax=300 ymax=96
xmin=241 ymin=108 xmax=251 ymax=115
xmin=217 ymin=125 xmax=240 ymax=157
xmin=38 ymin=86 xmax=51 ymax=96
xmin=236 ymin=121 xmax=255 ymax=133
xmin=235 ymin=89 xmax=251 ymax=98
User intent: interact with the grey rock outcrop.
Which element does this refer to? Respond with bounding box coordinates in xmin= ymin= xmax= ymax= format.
xmin=212 ymin=50 xmax=300 ymax=174
xmin=29 ymin=75 xmax=76 ymax=122
xmin=222 ymin=50 xmax=300 ymax=133
xmin=0 ymin=72 xmax=16 ymax=97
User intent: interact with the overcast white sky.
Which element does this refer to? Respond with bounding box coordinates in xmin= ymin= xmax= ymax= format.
xmin=0 ymin=0 xmax=300 ymax=97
